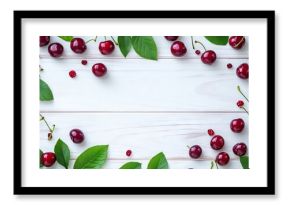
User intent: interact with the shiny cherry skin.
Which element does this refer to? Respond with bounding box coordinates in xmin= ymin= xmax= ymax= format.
xmin=92 ymin=63 xmax=107 ymax=77
xmin=40 ymin=36 xmax=50 ymax=47
xmin=236 ymin=63 xmax=249 ymax=79
xmin=70 ymin=38 xmax=87 ymax=54
xmin=210 ymin=135 xmax=225 ymax=150
xmin=229 ymin=36 xmax=245 ymax=49
xmin=126 ymin=150 xmax=132 ymax=157
xmin=230 ymin=118 xmax=245 ymax=133
xmin=99 ymin=40 xmax=115 ymax=55
xmin=171 ymin=41 xmax=187 ymax=57
xmin=216 ymin=152 xmax=230 ymax=166
xmin=201 ymin=50 xmax=216 ymax=64
xmin=41 ymin=152 xmax=56 ymax=167
xmin=69 ymin=129 xmax=85 ymax=143
xmin=164 ymin=36 xmax=179 ymax=41
xmin=48 ymin=43 xmax=64 ymax=57
xmin=189 ymin=145 xmax=202 ymax=159
xmin=233 ymin=143 xmax=247 ymax=156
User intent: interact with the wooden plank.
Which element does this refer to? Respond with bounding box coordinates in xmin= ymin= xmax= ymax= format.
xmin=40 ymin=36 xmax=248 ymax=59
xmin=39 ymin=58 xmax=249 ymax=112
xmin=40 ymin=113 xmax=248 ymax=169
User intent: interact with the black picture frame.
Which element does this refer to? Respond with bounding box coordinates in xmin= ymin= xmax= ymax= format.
xmin=14 ymin=10 xmax=275 ymax=195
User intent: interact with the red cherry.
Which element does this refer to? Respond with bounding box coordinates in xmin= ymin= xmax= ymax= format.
xmin=69 ymin=70 xmax=77 ymax=78
xmin=164 ymin=36 xmax=179 ymax=41
xmin=227 ymin=63 xmax=233 ymax=69
xmin=216 ymin=152 xmax=230 ymax=166
xmin=70 ymin=38 xmax=87 ymax=54
xmin=195 ymin=50 xmax=201 ymax=55
xmin=40 ymin=36 xmax=50 ymax=47
xmin=48 ymin=43 xmax=64 ymax=58
xmin=41 ymin=152 xmax=56 ymax=167
xmin=207 ymin=129 xmax=215 ymax=136
xmin=92 ymin=63 xmax=107 ymax=77
xmin=229 ymin=36 xmax=245 ymax=49
xmin=230 ymin=118 xmax=245 ymax=133
xmin=69 ymin=129 xmax=85 ymax=143
xmin=210 ymin=135 xmax=225 ymax=150
xmin=201 ymin=50 xmax=216 ymax=64
xmin=189 ymin=145 xmax=202 ymax=159
xmin=236 ymin=63 xmax=249 ymax=79
xmin=126 ymin=150 xmax=132 ymax=157
xmin=171 ymin=41 xmax=187 ymax=57
xmin=233 ymin=143 xmax=247 ymax=156
xmin=81 ymin=60 xmax=88 ymax=65
xmin=237 ymin=100 xmax=244 ymax=108
xmin=99 ymin=40 xmax=115 ymax=55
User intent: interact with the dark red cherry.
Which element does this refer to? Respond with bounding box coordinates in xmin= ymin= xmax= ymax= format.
xmin=216 ymin=152 xmax=230 ymax=166
xmin=210 ymin=135 xmax=225 ymax=150
xmin=165 ymin=36 xmax=179 ymax=41
xmin=189 ymin=145 xmax=202 ymax=159
xmin=233 ymin=143 xmax=247 ymax=156
xmin=207 ymin=129 xmax=215 ymax=136
xmin=236 ymin=63 xmax=249 ymax=79
xmin=230 ymin=118 xmax=245 ymax=133
xmin=126 ymin=150 xmax=132 ymax=157
xmin=41 ymin=152 xmax=56 ymax=167
xmin=92 ymin=63 xmax=107 ymax=77
xmin=99 ymin=40 xmax=115 ymax=55
xmin=69 ymin=129 xmax=85 ymax=143
xmin=171 ymin=41 xmax=187 ymax=57
xmin=229 ymin=36 xmax=245 ymax=49
xmin=201 ymin=50 xmax=216 ymax=64
xmin=70 ymin=38 xmax=87 ymax=54
xmin=48 ymin=43 xmax=64 ymax=57
xmin=40 ymin=36 xmax=50 ymax=47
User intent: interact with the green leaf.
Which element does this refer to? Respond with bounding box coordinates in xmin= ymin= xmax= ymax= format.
xmin=131 ymin=36 xmax=157 ymax=60
xmin=58 ymin=36 xmax=73 ymax=42
xmin=40 ymin=79 xmax=54 ymax=101
xmin=73 ymin=145 xmax=108 ymax=169
xmin=204 ymin=36 xmax=229 ymax=45
xmin=54 ymin=138 xmax=70 ymax=169
xmin=120 ymin=162 xmax=142 ymax=169
xmin=39 ymin=149 xmax=43 ymax=168
xmin=240 ymin=156 xmax=249 ymax=169
xmin=147 ymin=152 xmax=169 ymax=169
xmin=118 ymin=36 xmax=132 ymax=57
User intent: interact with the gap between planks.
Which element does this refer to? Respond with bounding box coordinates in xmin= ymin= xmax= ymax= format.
xmin=40 ymin=111 xmax=246 ymax=114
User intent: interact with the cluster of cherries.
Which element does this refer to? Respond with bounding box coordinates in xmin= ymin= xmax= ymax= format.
xmin=188 ymin=118 xmax=247 ymax=167
xmin=40 ymin=128 xmax=85 ymax=167
xmin=40 ymin=36 xmax=114 ymax=78
xmin=164 ymin=36 xmax=248 ymax=79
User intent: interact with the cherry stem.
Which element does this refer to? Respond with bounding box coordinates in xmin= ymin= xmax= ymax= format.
xmin=234 ymin=37 xmax=245 ymax=48
xmin=39 ymin=65 xmax=44 ymax=72
xmin=187 ymin=145 xmax=191 ymax=149
xmin=241 ymin=106 xmax=249 ymax=114
xmin=190 ymin=36 xmax=195 ymax=50
xmin=104 ymin=36 xmax=107 ymax=41
xmin=85 ymin=36 xmax=97 ymax=44
xmin=237 ymin=85 xmax=249 ymax=102
xmin=194 ymin=40 xmax=206 ymax=52
xmin=39 ymin=114 xmax=55 ymax=133
xmin=110 ymin=36 xmax=119 ymax=45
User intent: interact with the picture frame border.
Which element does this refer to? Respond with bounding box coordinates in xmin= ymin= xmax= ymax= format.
xmin=13 ymin=10 xmax=275 ymax=195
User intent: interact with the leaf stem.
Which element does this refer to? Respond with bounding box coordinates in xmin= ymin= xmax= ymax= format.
xmin=110 ymin=36 xmax=119 ymax=45
xmin=194 ymin=40 xmax=206 ymax=52
xmin=85 ymin=36 xmax=97 ymax=44
xmin=237 ymin=85 xmax=249 ymax=102
xmin=190 ymin=36 xmax=195 ymax=50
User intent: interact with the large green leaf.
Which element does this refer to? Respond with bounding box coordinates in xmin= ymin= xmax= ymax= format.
xmin=204 ymin=36 xmax=229 ymax=45
xmin=40 ymin=79 xmax=54 ymax=101
xmin=118 ymin=36 xmax=132 ymax=57
xmin=240 ymin=156 xmax=249 ymax=169
xmin=131 ymin=36 xmax=157 ymax=60
xmin=58 ymin=36 xmax=73 ymax=42
xmin=73 ymin=145 xmax=108 ymax=169
xmin=39 ymin=149 xmax=43 ymax=168
xmin=54 ymin=138 xmax=70 ymax=169
xmin=120 ymin=162 xmax=142 ymax=169
xmin=147 ymin=152 xmax=169 ymax=169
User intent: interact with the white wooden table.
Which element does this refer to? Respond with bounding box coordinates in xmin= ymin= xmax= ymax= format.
xmin=40 ymin=36 xmax=249 ymax=169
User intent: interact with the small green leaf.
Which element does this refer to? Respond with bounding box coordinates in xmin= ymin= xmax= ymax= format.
xmin=131 ymin=36 xmax=157 ymax=60
xmin=240 ymin=156 xmax=249 ymax=169
xmin=54 ymin=139 xmax=70 ymax=169
xmin=73 ymin=145 xmax=108 ymax=169
xmin=204 ymin=36 xmax=229 ymax=45
xmin=39 ymin=149 xmax=43 ymax=168
xmin=120 ymin=162 xmax=141 ymax=169
xmin=147 ymin=152 xmax=169 ymax=169
xmin=58 ymin=36 xmax=73 ymax=42
xmin=40 ymin=79 xmax=54 ymax=101
xmin=118 ymin=36 xmax=132 ymax=57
